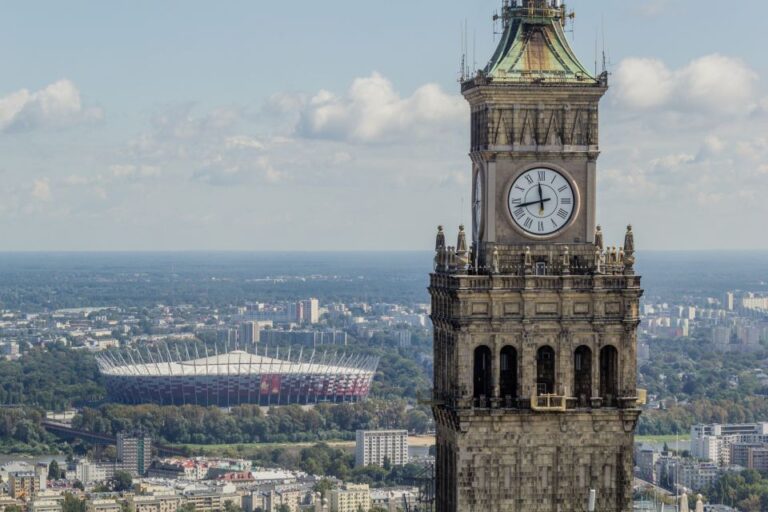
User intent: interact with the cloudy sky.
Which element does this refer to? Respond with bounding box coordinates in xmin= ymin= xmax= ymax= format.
xmin=1 ymin=0 xmax=766 ymax=251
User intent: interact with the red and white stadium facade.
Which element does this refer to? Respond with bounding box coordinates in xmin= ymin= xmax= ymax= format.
xmin=96 ymin=346 xmax=379 ymax=407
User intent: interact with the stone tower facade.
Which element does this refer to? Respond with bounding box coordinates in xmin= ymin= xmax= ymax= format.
xmin=430 ymin=2 xmax=642 ymax=511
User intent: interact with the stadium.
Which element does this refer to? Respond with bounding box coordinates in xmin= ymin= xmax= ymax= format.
xmin=96 ymin=345 xmax=379 ymax=407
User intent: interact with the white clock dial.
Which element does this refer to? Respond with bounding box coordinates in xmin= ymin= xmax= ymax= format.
xmin=507 ymin=167 xmax=576 ymax=237
xmin=473 ymin=170 xmax=484 ymax=241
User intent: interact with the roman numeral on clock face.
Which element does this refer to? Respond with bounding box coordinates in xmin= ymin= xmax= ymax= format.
xmin=538 ymin=171 xmax=546 ymax=181
xmin=524 ymin=218 xmax=533 ymax=229
xmin=558 ymin=185 xmax=568 ymax=193
xmin=514 ymin=208 xmax=525 ymax=219
xmin=525 ymin=174 xmax=534 ymax=185
xmin=561 ymin=198 xmax=572 ymax=205
xmin=557 ymin=208 xmax=569 ymax=219
xmin=538 ymin=221 xmax=545 ymax=232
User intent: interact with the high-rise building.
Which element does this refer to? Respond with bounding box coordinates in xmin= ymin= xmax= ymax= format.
xmin=238 ymin=321 xmax=260 ymax=345
xmin=430 ymin=2 xmax=642 ymax=510
xmin=723 ymin=291 xmax=735 ymax=311
xmin=297 ymin=299 xmax=319 ymax=324
xmin=355 ymin=430 xmax=409 ymax=468
xmin=117 ymin=432 xmax=152 ymax=476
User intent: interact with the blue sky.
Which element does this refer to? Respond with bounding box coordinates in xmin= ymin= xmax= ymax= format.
xmin=1 ymin=0 xmax=767 ymax=250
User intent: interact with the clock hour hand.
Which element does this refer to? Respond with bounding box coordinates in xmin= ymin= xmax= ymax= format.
xmin=517 ymin=198 xmax=552 ymax=208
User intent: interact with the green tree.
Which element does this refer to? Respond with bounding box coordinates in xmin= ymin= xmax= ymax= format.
xmin=178 ymin=504 xmax=196 ymax=512
xmin=110 ymin=470 xmax=133 ymax=492
xmin=313 ymin=478 xmax=336 ymax=504
xmin=48 ymin=459 xmax=62 ymax=480
xmin=62 ymin=493 xmax=86 ymax=512
xmin=222 ymin=501 xmax=242 ymax=512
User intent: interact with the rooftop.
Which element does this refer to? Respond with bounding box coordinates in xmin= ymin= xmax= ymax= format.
xmin=467 ymin=0 xmax=601 ymax=87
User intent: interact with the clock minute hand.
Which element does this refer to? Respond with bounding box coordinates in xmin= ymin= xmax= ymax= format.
xmin=538 ymin=183 xmax=545 ymax=210
xmin=517 ymin=198 xmax=552 ymax=208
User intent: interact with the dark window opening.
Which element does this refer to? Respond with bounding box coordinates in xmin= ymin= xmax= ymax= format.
xmin=536 ymin=346 xmax=556 ymax=395
xmin=473 ymin=345 xmax=492 ymax=401
xmin=500 ymin=346 xmax=518 ymax=405
xmin=574 ymin=345 xmax=592 ymax=407
xmin=600 ymin=346 xmax=619 ymax=407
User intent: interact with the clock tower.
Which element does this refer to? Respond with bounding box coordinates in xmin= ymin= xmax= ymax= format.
xmin=430 ymin=2 xmax=642 ymax=511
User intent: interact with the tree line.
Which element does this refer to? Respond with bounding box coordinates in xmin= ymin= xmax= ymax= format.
xmin=72 ymin=401 xmax=432 ymax=445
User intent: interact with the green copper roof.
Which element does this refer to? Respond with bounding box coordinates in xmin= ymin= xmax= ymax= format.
xmin=484 ymin=8 xmax=597 ymax=85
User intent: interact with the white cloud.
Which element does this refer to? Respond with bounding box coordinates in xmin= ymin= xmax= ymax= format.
xmin=192 ymin=155 xmax=282 ymax=186
xmin=110 ymin=164 xmax=161 ymax=179
xmin=0 ymin=80 xmax=103 ymax=132
xmin=296 ymin=72 xmax=466 ymax=143
xmin=224 ymin=135 xmax=264 ymax=150
xmin=696 ymin=135 xmax=725 ymax=161
xmin=613 ymin=55 xmax=758 ymax=115
xmin=635 ymin=0 xmax=673 ymax=17
xmin=649 ymin=153 xmax=695 ymax=169
xmin=31 ymin=178 xmax=51 ymax=201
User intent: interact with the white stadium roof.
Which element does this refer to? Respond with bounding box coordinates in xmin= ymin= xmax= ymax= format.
xmin=98 ymin=349 xmax=378 ymax=377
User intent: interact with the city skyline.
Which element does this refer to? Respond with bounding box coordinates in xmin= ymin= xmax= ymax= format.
xmin=2 ymin=0 xmax=767 ymax=251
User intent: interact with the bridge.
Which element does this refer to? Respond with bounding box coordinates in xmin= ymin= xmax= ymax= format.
xmin=42 ymin=420 xmax=185 ymax=457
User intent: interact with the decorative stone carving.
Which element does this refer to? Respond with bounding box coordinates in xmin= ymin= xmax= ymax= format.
xmin=623 ymin=225 xmax=636 ymax=275
xmin=434 ymin=226 xmax=446 ymax=272
xmin=436 ymin=225 xmax=446 ymax=251
xmin=562 ymin=246 xmax=570 ymax=275
xmin=456 ymin=225 xmax=469 ymax=270
xmin=594 ymin=225 xmax=604 ymax=252
xmin=524 ymin=246 xmax=533 ymax=275
xmin=594 ymin=247 xmax=603 ymax=274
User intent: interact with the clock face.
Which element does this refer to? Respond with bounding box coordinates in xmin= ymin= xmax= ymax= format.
xmin=508 ymin=167 xmax=576 ymax=237
xmin=473 ymin=170 xmax=483 ymax=241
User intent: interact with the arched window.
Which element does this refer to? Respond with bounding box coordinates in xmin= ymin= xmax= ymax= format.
xmin=574 ymin=346 xmax=592 ymax=407
xmin=536 ymin=346 xmax=556 ymax=395
xmin=600 ymin=346 xmax=619 ymax=406
xmin=499 ymin=346 xmax=518 ymax=404
xmin=473 ymin=346 xmax=492 ymax=401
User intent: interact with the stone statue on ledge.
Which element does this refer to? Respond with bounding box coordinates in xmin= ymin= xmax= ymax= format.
xmin=456 ymin=225 xmax=469 ymax=270
xmin=595 ymin=225 xmax=604 ymax=252
xmin=491 ymin=247 xmax=500 ymax=275
xmin=562 ymin=246 xmax=570 ymax=275
xmin=624 ymin=225 xmax=636 ymax=275
xmin=524 ymin=246 xmax=533 ymax=276
xmin=434 ymin=226 xmax=446 ymax=272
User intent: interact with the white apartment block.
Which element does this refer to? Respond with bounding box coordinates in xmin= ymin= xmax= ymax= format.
xmin=355 ymin=430 xmax=409 ymax=468
xmin=328 ymin=484 xmax=371 ymax=512
xmin=86 ymin=500 xmax=121 ymax=512
xmin=691 ymin=423 xmax=768 ymax=465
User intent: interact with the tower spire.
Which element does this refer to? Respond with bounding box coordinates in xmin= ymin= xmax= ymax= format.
xmin=481 ymin=0 xmax=592 ymax=85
